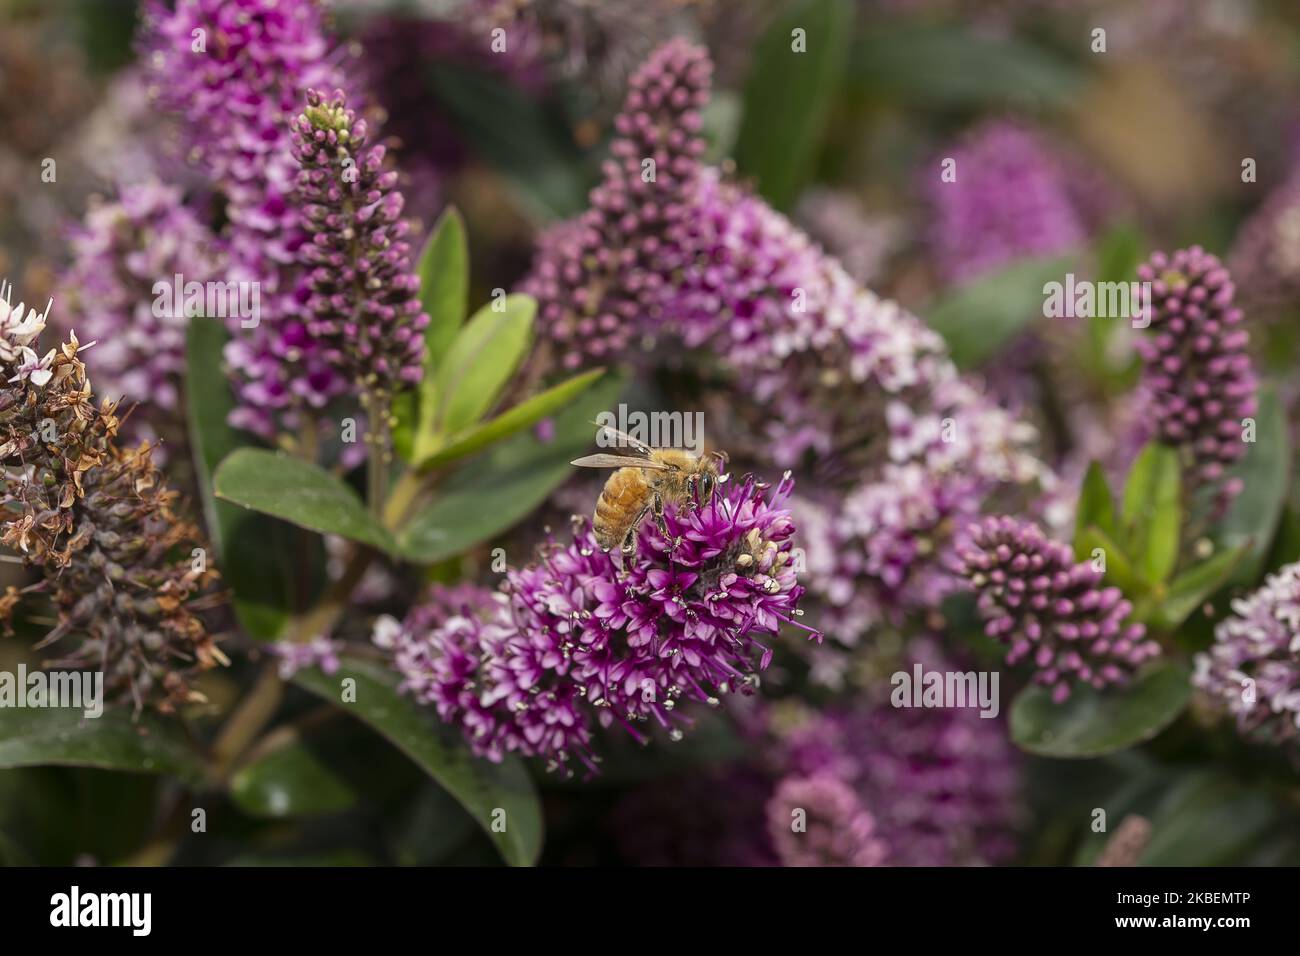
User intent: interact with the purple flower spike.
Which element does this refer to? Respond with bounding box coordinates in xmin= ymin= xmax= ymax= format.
xmin=957 ymin=516 xmax=1161 ymax=701
xmin=375 ymin=475 xmax=816 ymax=776
xmin=778 ymin=642 xmax=1021 ymax=867
xmin=766 ymin=775 xmax=888 ymax=868
xmin=1135 ymin=247 xmax=1257 ymax=502
xmin=143 ymin=0 xmax=349 ymax=437
xmin=61 ymin=180 xmax=224 ymax=417
xmin=522 ymin=37 xmax=710 ymax=369
xmin=925 ymin=120 xmax=1088 ymax=283
xmin=291 ymin=89 xmax=429 ymax=395
xmin=1193 ymin=560 xmax=1300 ymax=745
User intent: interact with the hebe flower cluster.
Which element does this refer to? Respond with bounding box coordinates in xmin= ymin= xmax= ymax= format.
xmin=957 ymin=516 xmax=1162 ymax=702
xmin=1228 ymin=173 xmax=1300 ymax=318
xmin=376 ymin=475 xmax=814 ymax=775
xmin=61 ymin=179 xmax=224 ymax=416
xmin=776 ymin=644 xmax=1021 ymax=866
xmin=290 ymin=89 xmax=428 ymax=396
xmin=924 ymin=119 xmax=1088 ymax=283
xmin=765 ymin=775 xmax=888 ymax=868
xmin=143 ymin=0 xmax=349 ymax=436
xmin=1193 ymin=560 xmax=1300 ymax=744
xmin=0 ymin=282 xmax=224 ymax=712
xmin=522 ymin=37 xmax=709 ymax=369
xmin=522 ymin=40 xmax=1048 ymax=651
xmin=1135 ymin=247 xmax=1257 ymax=501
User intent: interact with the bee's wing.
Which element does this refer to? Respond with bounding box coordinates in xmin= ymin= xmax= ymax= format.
xmin=571 ymin=454 xmax=670 ymax=470
xmin=591 ymin=422 xmax=656 ymax=458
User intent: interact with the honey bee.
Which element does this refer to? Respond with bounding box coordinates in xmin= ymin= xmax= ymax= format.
xmin=571 ymin=424 xmax=726 ymax=554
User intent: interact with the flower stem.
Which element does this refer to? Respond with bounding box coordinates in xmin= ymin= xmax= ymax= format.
xmin=208 ymin=664 xmax=285 ymax=783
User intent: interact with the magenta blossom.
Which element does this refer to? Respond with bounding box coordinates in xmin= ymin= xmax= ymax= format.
xmin=376 ymin=474 xmax=816 ymax=775
xmin=958 ymin=516 xmax=1162 ymax=702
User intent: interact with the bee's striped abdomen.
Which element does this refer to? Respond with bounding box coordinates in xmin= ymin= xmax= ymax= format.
xmin=593 ymin=467 xmax=651 ymax=551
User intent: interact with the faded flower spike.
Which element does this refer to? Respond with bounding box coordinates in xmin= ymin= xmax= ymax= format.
xmin=291 ymin=88 xmax=429 ymax=396
xmin=958 ymin=516 xmax=1161 ymax=702
xmin=776 ymin=642 xmax=1021 ymax=866
xmin=0 ymin=280 xmax=225 ymax=713
xmin=1193 ymin=560 xmax=1300 ymax=745
xmin=1134 ymin=247 xmax=1257 ymax=502
xmin=375 ymin=474 xmax=816 ymax=775
xmin=766 ymin=775 xmax=888 ymax=868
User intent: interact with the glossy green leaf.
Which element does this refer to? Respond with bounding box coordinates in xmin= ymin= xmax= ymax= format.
xmin=214 ymin=449 xmax=397 ymax=555
xmin=0 ymin=707 xmax=206 ymax=784
xmin=416 ymin=206 xmax=470 ymax=371
xmin=397 ymin=372 xmax=624 ymax=563
xmin=734 ymin=0 xmax=852 ymax=209
xmin=418 ymin=368 xmax=605 ymax=470
xmin=1009 ymin=661 xmax=1191 ymax=758
xmin=1216 ymin=386 xmax=1290 ymax=585
xmin=229 ymin=727 xmax=359 ymax=819
xmin=293 ymin=655 xmax=542 ymax=866
xmin=1141 ymin=772 xmax=1282 ymax=866
xmin=186 ymin=320 xmax=303 ymax=639
xmin=925 ymin=255 xmax=1074 ymax=369
xmin=410 ymin=207 xmax=471 ymax=464
xmin=429 ymin=294 xmax=536 ymax=441
xmin=1120 ymin=443 xmax=1182 ymax=586
xmin=1151 ymin=542 xmax=1249 ymax=631
xmin=1074 ymin=525 xmax=1144 ymax=600
xmin=1086 ymin=224 xmax=1145 ymax=387
xmin=849 ymin=23 xmax=1082 ymax=108
xmin=1073 ymin=461 xmax=1117 ymax=561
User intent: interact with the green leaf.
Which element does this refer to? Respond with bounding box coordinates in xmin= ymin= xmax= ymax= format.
xmin=214 ymin=449 xmax=397 ymax=555
xmin=1086 ymin=224 xmax=1145 ymax=385
xmin=1009 ymin=661 xmax=1191 ymax=758
xmin=293 ymin=656 xmax=542 ymax=866
xmin=185 ymin=320 xmax=305 ymax=639
xmin=1120 ymin=443 xmax=1182 ymax=585
xmin=1216 ymin=386 xmax=1290 ymax=585
xmin=418 ymin=368 xmax=605 ymax=470
xmin=416 ymin=205 xmax=470 ymax=370
xmin=1140 ymin=772 xmax=1282 ymax=866
xmin=734 ymin=0 xmax=852 ymax=209
xmin=1073 ymin=461 xmax=1117 ymax=561
xmin=1095 ymin=223 xmax=1144 ymax=287
xmin=848 ymin=23 xmax=1083 ymax=108
xmin=1075 ymin=524 xmax=1145 ymax=600
xmin=0 ymin=707 xmax=206 ymax=784
xmin=229 ymin=726 xmax=359 ymax=819
xmin=925 ymin=255 xmax=1074 ymax=369
xmin=408 ymin=207 xmax=471 ymax=464
xmin=397 ymin=372 xmax=625 ymax=563
xmin=428 ymin=294 xmax=536 ymax=443
xmin=1151 ymin=542 xmax=1249 ymax=631
xmin=391 ymin=390 xmax=417 ymax=463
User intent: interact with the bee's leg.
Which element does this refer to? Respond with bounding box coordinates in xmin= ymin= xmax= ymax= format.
xmin=652 ymin=493 xmax=681 ymax=550
xmin=622 ymin=505 xmax=651 ymax=555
